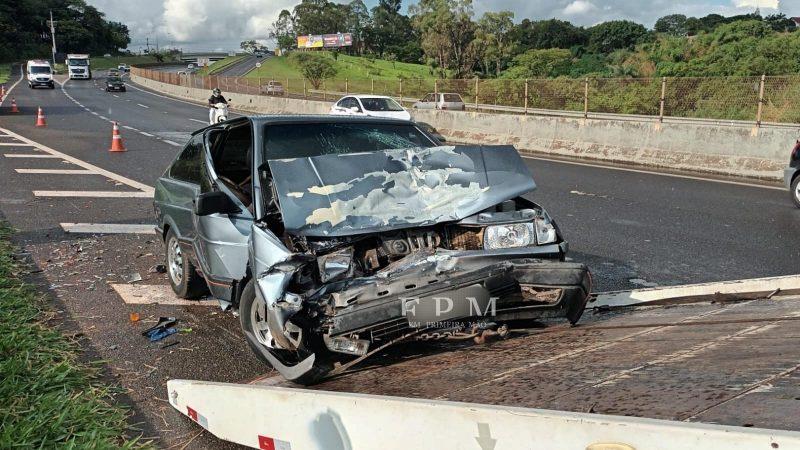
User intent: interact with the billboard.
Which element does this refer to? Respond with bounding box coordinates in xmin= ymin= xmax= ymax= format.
xmin=297 ymin=33 xmax=352 ymax=49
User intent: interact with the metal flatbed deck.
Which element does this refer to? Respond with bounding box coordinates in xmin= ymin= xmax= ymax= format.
xmin=259 ymin=295 xmax=800 ymax=431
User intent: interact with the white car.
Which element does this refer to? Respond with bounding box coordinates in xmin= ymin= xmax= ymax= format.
xmin=329 ymin=95 xmax=411 ymax=121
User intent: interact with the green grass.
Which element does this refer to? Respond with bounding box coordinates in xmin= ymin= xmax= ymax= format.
xmin=0 ymin=63 xmax=10 ymax=84
xmin=196 ymin=55 xmax=247 ymax=76
xmin=0 ymin=223 xmax=148 ymax=448
xmin=245 ymin=52 xmax=437 ymax=80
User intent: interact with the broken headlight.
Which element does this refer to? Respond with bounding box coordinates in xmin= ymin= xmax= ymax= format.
xmin=484 ymin=223 xmax=536 ymax=249
xmin=534 ymin=215 xmax=557 ymax=245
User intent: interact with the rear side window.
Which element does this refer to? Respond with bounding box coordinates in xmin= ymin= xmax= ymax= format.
xmin=443 ymin=94 xmax=462 ymax=102
xmin=264 ymin=123 xmax=435 ymax=159
xmin=169 ymin=135 xmax=206 ymax=186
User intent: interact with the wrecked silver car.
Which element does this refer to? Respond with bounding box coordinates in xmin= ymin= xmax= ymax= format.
xmin=154 ymin=116 xmax=591 ymax=384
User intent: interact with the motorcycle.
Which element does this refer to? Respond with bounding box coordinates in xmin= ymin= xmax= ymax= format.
xmin=210 ymin=102 xmax=229 ymax=124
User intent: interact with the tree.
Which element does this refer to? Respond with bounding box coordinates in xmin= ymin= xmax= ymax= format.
xmin=587 ymin=20 xmax=650 ymax=53
xmin=366 ymin=0 xmax=420 ymax=62
xmin=476 ymin=11 xmax=515 ymax=77
xmin=293 ymin=0 xmax=348 ymax=35
xmin=0 ymin=0 xmax=130 ymax=62
xmin=511 ymin=19 xmax=587 ymax=50
xmin=764 ymin=14 xmax=797 ymax=32
xmin=654 ymin=14 xmax=688 ymax=36
xmin=290 ymin=52 xmax=337 ymax=88
xmin=411 ymin=0 xmax=478 ymax=78
xmin=270 ymin=9 xmax=296 ymax=54
xmin=501 ymin=48 xmax=572 ymax=78
xmin=345 ymin=0 xmax=370 ymax=53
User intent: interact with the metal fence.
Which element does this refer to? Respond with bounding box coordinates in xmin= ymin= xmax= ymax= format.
xmin=132 ymin=67 xmax=800 ymax=126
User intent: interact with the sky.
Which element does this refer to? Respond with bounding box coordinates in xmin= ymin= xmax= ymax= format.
xmin=85 ymin=0 xmax=800 ymax=53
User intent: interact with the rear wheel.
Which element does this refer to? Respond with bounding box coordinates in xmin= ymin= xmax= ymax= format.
xmin=239 ymin=280 xmax=333 ymax=385
xmin=792 ymin=176 xmax=800 ymax=208
xmin=164 ymin=229 xmax=207 ymax=298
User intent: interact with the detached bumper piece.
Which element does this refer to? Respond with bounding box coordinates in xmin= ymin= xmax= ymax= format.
xmin=326 ymin=257 xmax=592 ymax=338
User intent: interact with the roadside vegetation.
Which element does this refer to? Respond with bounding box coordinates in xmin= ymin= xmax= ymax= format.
xmin=0 ymin=64 xmax=10 ymax=84
xmin=245 ymin=51 xmax=435 ymax=81
xmin=0 ymin=223 xmax=147 ymax=448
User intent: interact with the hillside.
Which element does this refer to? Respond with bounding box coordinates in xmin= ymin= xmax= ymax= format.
xmin=245 ymin=52 xmax=436 ymax=80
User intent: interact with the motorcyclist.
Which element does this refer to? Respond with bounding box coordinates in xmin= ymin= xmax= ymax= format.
xmin=208 ymin=88 xmax=228 ymax=123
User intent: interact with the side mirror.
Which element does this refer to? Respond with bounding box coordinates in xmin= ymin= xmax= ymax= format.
xmin=194 ymin=191 xmax=241 ymax=216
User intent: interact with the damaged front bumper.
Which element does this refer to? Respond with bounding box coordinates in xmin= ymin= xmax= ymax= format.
xmin=321 ymin=250 xmax=591 ymax=340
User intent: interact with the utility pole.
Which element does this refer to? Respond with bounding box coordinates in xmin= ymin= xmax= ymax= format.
xmin=146 ymin=37 xmax=150 ymax=54
xmin=47 ymin=10 xmax=57 ymax=66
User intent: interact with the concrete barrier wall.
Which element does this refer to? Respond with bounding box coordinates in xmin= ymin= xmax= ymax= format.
xmin=133 ymin=74 xmax=795 ymax=181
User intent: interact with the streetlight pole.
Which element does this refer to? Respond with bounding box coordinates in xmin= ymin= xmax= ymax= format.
xmin=48 ymin=10 xmax=57 ymax=66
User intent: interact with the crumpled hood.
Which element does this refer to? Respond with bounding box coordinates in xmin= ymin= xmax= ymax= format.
xmin=268 ymin=145 xmax=536 ymax=237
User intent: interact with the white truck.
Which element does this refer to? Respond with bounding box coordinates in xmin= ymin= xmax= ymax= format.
xmin=66 ymin=54 xmax=91 ymax=80
xmin=26 ymin=60 xmax=55 ymax=89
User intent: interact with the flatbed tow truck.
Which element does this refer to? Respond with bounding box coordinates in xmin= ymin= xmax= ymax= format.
xmin=167 ymin=275 xmax=800 ymax=449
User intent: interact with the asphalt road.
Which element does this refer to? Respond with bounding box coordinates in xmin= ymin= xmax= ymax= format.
xmin=215 ymin=54 xmax=261 ymax=76
xmin=1 ymin=65 xmax=799 ymax=447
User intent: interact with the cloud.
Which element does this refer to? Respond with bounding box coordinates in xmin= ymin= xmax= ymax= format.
xmin=86 ymin=0 xmax=295 ymax=51
xmin=733 ymin=0 xmax=778 ymax=7
xmin=563 ymin=1 xmax=598 ymax=16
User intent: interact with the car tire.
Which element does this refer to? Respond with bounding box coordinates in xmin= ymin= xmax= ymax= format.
xmin=121 ymin=88 xmax=126 ymax=92
xmin=792 ymin=175 xmax=800 ymax=208
xmin=164 ymin=229 xmax=207 ymax=299
xmin=239 ymin=280 xmax=333 ymax=385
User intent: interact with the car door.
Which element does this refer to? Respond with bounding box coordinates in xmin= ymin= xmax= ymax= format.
xmin=158 ymin=134 xmax=207 ymax=247
xmin=331 ymin=97 xmax=349 ymax=115
xmin=415 ymin=93 xmax=436 ymax=109
xmin=192 ymin=123 xmax=254 ymax=300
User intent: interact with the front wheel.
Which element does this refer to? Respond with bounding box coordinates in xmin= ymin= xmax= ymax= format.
xmin=239 ymin=280 xmax=333 ymax=385
xmin=164 ymin=229 xmax=207 ymax=298
xmin=792 ymin=176 xmax=800 ymax=208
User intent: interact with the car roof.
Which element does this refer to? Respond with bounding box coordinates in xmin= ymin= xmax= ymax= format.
xmin=190 ymin=115 xmax=416 ymax=136
xmin=339 ymin=95 xmax=397 ymax=100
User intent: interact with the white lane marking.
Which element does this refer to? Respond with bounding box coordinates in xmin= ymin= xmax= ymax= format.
xmin=98 ymin=115 xmax=108 ymax=121
xmin=122 ymin=125 xmax=135 ymax=130
xmin=61 ymin=223 xmax=156 ymax=234
xmin=0 ymin=142 xmax=35 ymax=146
xmin=523 ymin=155 xmax=784 ymax=191
xmin=188 ymin=118 xmax=207 ymax=124
xmin=4 ymin=154 xmax=59 ymax=158
xmin=34 ymin=191 xmax=152 ymax=198
xmin=16 ymin=169 xmax=95 ymax=174
xmin=137 ymin=103 xmax=149 ymax=108
xmin=90 ymin=111 xmax=99 ymax=115
xmin=140 ymin=131 xmax=154 ymax=137
xmin=113 ymin=95 xmax=119 ymax=98
xmin=111 ymin=284 xmax=218 ymax=306
xmin=0 ymin=127 xmax=153 ymax=194
xmin=0 ymin=66 xmax=24 ymax=108
xmin=163 ymin=140 xmax=181 ymax=147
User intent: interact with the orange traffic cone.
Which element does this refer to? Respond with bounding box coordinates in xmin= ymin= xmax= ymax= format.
xmin=35 ymin=107 xmax=46 ymax=127
xmin=109 ymin=121 xmax=126 ymax=152
xmin=10 ymin=98 xmax=19 ymax=113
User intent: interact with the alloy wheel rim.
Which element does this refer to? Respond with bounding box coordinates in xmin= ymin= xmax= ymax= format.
xmin=168 ymin=238 xmax=183 ymax=285
xmin=250 ymin=294 xmax=272 ymax=347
